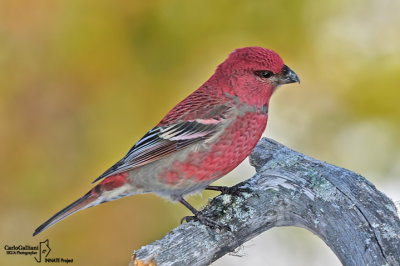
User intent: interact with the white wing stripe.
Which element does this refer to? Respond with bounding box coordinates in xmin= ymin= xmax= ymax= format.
xmin=194 ymin=118 xmax=221 ymax=125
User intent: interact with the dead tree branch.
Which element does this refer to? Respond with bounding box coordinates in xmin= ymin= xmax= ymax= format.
xmin=132 ymin=138 xmax=400 ymax=266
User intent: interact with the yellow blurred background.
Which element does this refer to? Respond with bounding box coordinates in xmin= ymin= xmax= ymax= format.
xmin=1 ymin=0 xmax=399 ymax=265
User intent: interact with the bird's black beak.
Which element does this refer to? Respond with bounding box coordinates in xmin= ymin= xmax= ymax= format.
xmin=279 ymin=65 xmax=300 ymax=84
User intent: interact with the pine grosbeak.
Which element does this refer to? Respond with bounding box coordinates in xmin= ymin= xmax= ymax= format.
xmin=34 ymin=47 xmax=299 ymax=235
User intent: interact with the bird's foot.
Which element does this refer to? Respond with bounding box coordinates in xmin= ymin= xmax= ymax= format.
xmin=178 ymin=197 xmax=229 ymax=231
xmin=181 ymin=213 xmax=230 ymax=231
xmin=205 ymin=185 xmax=252 ymax=196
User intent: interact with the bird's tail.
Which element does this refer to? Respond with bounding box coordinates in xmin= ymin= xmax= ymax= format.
xmin=33 ymin=173 xmax=131 ymax=236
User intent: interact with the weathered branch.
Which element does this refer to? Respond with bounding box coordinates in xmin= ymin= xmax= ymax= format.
xmin=132 ymin=138 xmax=400 ymax=266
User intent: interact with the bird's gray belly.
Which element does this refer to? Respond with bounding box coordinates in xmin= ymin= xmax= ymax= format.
xmin=124 ymin=141 xmax=214 ymax=201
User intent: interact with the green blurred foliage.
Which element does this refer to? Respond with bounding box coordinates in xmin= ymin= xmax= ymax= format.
xmin=1 ymin=0 xmax=399 ymax=265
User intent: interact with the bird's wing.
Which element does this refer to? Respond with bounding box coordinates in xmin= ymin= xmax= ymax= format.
xmin=92 ymin=103 xmax=231 ymax=183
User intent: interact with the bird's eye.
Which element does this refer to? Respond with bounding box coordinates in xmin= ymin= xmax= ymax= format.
xmin=255 ymin=70 xmax=273 ymax=79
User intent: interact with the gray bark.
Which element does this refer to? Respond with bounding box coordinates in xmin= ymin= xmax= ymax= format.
xmin=132 ymin=138 xmax=400 ymax=266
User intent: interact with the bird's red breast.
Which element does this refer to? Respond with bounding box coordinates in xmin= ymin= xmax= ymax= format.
xmin=160 ymin=108 xmax=268 ymax=184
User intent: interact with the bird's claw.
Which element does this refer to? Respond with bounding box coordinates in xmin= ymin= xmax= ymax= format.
xmin=221 ymin=186 xmax=252 ymax=195
xmin=180 ymin=215 xmax=196 ymax=224
xmin=206 ymin=185 xmax=252 ymax=196
xmin=181 ymin=213 xmax=230 ymax=231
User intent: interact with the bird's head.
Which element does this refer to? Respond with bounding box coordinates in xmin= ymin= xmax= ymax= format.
xmin=214 ymin=47 xmax=299 ymax=106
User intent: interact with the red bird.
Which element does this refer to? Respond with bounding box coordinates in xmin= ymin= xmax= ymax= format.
xmin=33 ymin=47 xmax=299 ymax=236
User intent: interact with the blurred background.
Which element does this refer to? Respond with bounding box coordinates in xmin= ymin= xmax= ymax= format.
xmin=1 ymin=0 xmax=399 ymax=265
